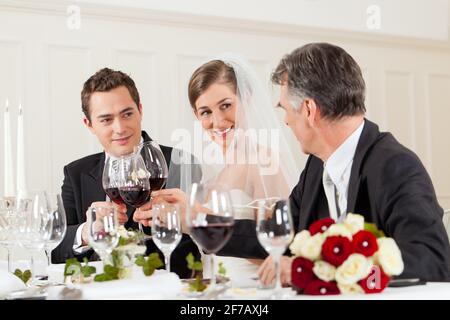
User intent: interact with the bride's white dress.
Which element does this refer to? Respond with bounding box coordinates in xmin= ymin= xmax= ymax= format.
xmin=201 ymin=189 xmax=260 ymax=288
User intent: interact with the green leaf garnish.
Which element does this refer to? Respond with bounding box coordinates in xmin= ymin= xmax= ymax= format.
xmin=13 ymin=269 xmax=32 ymax=284
xmin=218 ymin=262 xmax=226 ymax=276
xmin=186 ymin=252 xmax=203 ymax=271
xmin=64 ymin=258 xmax=96 ymax=282
xmin=81 ymin=257 xmax=96 ymax=278
xmin=134 ymin=253 xmax=164 ymax=276
xmin=94 ymin=264 xmax=120 ymax=282
xmin=188 ymin=275 xmax=207 ymax=292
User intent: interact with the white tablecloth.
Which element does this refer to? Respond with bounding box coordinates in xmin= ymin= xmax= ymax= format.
xmin=1 ymin=260 xmax=450 ymax=299
xmin=221 ymin=283 xmax=450 ymax=300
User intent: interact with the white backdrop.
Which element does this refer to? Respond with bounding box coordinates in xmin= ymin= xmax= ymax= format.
xmin=0 ymin=0 xmax=450 ymax=213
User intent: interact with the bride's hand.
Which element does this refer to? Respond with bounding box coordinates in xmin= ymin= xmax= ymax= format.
xmin=152 ymin=188 xmax=187 ymax=205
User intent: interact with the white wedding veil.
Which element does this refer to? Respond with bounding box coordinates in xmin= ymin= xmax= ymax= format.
xmin=167 ymin=53 xmax=300 ymax=214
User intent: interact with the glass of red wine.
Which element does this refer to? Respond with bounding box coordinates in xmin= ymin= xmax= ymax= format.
xmin=135 ymin=141 xmax=169 ymax=230
xmin=187 ymin=181 xmax=234 ymax=293
xmin=118 ymin=153 xmax=151 ymax=237
xmin=136 ymin=141 xmax=169 ymax=194
xmin=103 ymin=155 xmax=125 ymax=207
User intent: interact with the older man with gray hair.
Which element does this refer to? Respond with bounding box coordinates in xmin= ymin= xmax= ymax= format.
xmin=258 ymin=42 xmax=450 ymax=286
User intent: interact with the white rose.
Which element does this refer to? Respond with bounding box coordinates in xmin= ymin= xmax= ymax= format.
xmin=289 ymin=230 xmax=311 ymax=256
xmin=299 ymin=233 xmax=325 ymax=261
xmin=338 ymin=283 xmax=365 ymax=294
xmin=324 ymin=224 xmax=353 ymax=240
xmin=374 ymin=238 xmax=404 ymax=276
xmin=313 ymin=260 xmax=336 ymax=282
xmin=344 ymin=213 xmax=365 ymax=234
xmin=335 ymin=253 xmax=373 ymax=285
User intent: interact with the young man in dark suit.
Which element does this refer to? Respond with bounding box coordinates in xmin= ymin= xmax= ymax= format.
xmin=258 ymin=43 xmax=450 ymax=285
xmin=52 ymin=68 xmax=199 ymax=278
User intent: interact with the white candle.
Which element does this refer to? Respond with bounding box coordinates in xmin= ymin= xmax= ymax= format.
xmin=3 ymin=99 xmax=15 ymax=197
xmin=17 ymin=103 xmax=27 ymax=198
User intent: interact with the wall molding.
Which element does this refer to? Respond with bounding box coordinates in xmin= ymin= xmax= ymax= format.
xmin=1 ymin=0 xmax=450 ymax=52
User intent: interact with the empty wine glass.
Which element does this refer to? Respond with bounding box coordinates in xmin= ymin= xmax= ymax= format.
xmin=256 ymin=199 xmax=294 ymax=299
xmin=151 ymin=202 xmax=182 ymax=272
xmin=0 ymin=197 xmax=17 ymax=273
xmin=44 ymin=194 xmax=67 ymax=266
xmin=16 ymin=191 xmax=53 ymax=283
xmin=86 ymin=204 xmax=119 ymax=265
xmin=187 ymin=181 xmax=234 ymax=292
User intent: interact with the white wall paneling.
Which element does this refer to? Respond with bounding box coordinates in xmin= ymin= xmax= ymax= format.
xmin=0 ymin=0 xmax=449 ymax=210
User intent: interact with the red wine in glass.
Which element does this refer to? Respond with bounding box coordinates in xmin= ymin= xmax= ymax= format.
xmin=119 ymin=186 xmax=151 ymax=208
xmin=104 ymin=187 xmax=124 ymax=205
xmin=190 ymin=220 xmax=234 ymax=254
xmin=149 ymin=177 xmax=167 ymax=193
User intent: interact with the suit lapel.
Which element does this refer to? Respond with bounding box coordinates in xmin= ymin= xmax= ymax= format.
xmin=347 ymin=119 xmax=381 ymax=213
xmin=80 ymin=152 xmax=106 ymax=220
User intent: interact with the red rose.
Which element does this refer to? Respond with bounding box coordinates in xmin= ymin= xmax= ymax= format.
xmin=352 ymin=230 xmax=378 ymax=257
xmin=304 ymin=279 xmax=340 ymax=295
xmin=291 ymin=257 xmax=316 ymax=291
xmin=359 ymin=265 xmax=390 ymax=294
xmin=309 ymin=218 xmax=335 ymax=235
xmin=321 ymin=236 xmax=352 ymax=267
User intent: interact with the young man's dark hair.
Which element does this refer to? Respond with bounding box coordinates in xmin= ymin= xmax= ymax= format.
xmin=81 ymin=68 xmax=140 ymax=121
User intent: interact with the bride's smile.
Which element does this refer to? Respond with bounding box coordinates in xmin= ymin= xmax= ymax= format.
xmin=212 ymin=125 xmax=234 ymax=137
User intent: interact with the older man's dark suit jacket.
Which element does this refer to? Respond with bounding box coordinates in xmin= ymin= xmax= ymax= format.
xmin=290 ymin=119 xmax=450 ymax=281
xmin=52 ymin=131 xmax=201 ymax=279
xmin=220 ymin=119 xmax=450 ymax=282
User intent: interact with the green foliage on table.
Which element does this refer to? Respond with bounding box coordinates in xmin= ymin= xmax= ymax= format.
xmin=218 ymin=262 xmax=227 ymax=277
xmin=364 ymin=222 xmax=386 ymax=238
xmin=94 ymin=264 xmax=120 ymax=282
xmin=94 ymin=250 xmax=129 ymax=282
xmin=186 ymin=252 xmax=207 ymax=292
xmin=13 ymin=269 xmax=32 ymax=284
xmin=186 ymin=252 xmax=203 ymax=272
xmin=189 ymin=275 xmax=207 ymax=292
xmin=118 ymin=231 xmax=140 ymax=247
xmin=64 ymin=257 xmax=96 ymax=282
xmin=135 ymin=253 xmax=164 ymax=276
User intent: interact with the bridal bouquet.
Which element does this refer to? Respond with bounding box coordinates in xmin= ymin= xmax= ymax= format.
xmin=289 ymin=213 xmax=404 ymax=295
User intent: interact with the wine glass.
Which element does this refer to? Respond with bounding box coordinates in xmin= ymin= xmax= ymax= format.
xmin=256 ymin=198 xmax=294 ymax=299
xmin=44 ymin=194 xmax=67 ymax=266
xmin=0 ymin=197 xmax=17 ymax=273
xmin=118 ymin=153 xmax=151 ymax=242
xmin=186 ymin=181 xmax=234 ymax=292
xmin=151 ymin=202 xmax=182 ymax=272
xmin=86 ymin=204 xmax=119 ymax=265
xmin=136 ymin=141 xmax=169 ymax=194
xmin=16 ymin=191 xmax=53 ymax=283
xmin=135 ymin=141 xmax=168 ymax=232
xmin=103 ymin=154 xmax=125 ymax=206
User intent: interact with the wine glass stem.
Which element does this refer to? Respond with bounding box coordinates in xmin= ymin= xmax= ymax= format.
xmin=30 ymin=251 xmax=35 ymax=282
xmin=7 ymin=248 xmax=12 ymax=273
xmin=274 ymin=255 xmax=282 ymax=297
xmin=210 ymin=253 xmax=216 ymax=292
xmin=164 ymin=252 xmax=171 ymax=273
xmin=45 ymin=249 xmax=51 ymax=266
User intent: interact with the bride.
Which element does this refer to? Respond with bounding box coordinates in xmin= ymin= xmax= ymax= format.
xmin=138 ymin=54 xmax=299 ymax=286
